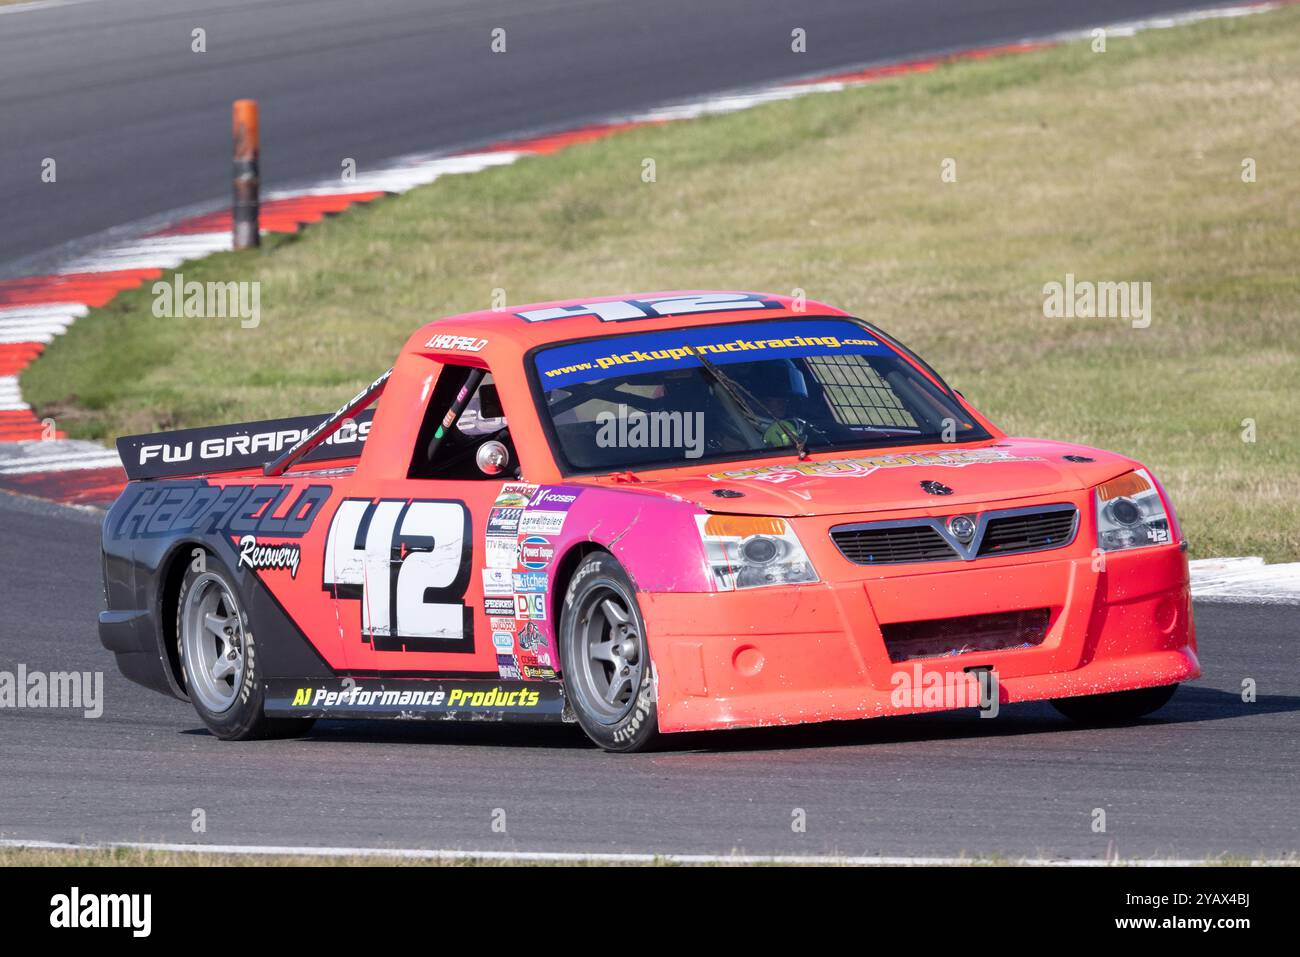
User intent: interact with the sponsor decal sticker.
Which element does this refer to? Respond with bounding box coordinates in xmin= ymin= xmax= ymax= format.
xmin=487 ymin=506 xmax=523 ymax=536
xmin=484 ymin=597 xmax=516 ymax=618
xmin=707 ymin=448 xmax=1043 ymax=483
xmin=482 ymin=567 xmax=514 ymax=596
xmin=517 ymin=621 xmax=547 ymax=653
xmin=518 ymin=536 xmax=555 ymax=569
xmin=512 ymin=622 xmax=556 ymax=680
xmin=114 ymin=482 xmax=332 ymax=540
xmin=119 ymin=413 xmax=373 ymax=480
xmin=513 ymin=571 xmax=548 ymax=593
xmin=493 ymin=482 xmax=538 ymax=509
xmin=489 ymin=616 xmax=518 ymax=633
xmin=518 ymin=510 xmax=567 ymax=535
xmin=534 ymin=316 xmax=892 ymax=391
xmin=425 ymin=333 xmax=488 ymax=353
xmin=237 ymin=535 xmax=302 ymax=578
xmin=492 ymin=631 xmax=516 ymax=652
xmin=515 ymin=592 xmax=546 ymax=621
xmin=485 ymin=536 xmax=518 ymax=569
xmin=286 ymin=683 xmax=545 ymax=710
xmin=528 ymin=486 xmax=582 ymax=511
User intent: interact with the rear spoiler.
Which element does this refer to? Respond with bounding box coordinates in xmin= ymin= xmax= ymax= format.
xmin=117 ymin=368 xmax=392 ymax=481
xmin=116 ymin=407 xmax=376 ymax=481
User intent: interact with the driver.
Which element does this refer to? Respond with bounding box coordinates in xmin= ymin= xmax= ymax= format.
xmin=725 ymin=359 xmax=810 ymax=448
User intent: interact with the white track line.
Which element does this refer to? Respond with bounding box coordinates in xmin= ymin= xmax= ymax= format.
xmin=0 ymin=439 xmax=122 ymax=473
xmin=59 ymin=233 xmax=234 ymax=274
xmin=0 ymin=439 xmax=120 ymax=473
xmin=0 ymin=318 xmax=79 ymax=332
xmin=0 ymin=303 xmax=89 ymax=320
xmin=0 ymin=0 xmax=108 ymax=16
xmin=1188 ymin=557 xmax=1300 ymax=604
xmin=0 ymin=304 xmax=88 ymax=342
xmin=264 ymin=150 xmax=525 ymax=199
xmin=2 ymin=838 xmax=1286 ymax=866
xmin=0 ymin=454 xmax=123 ymax=473
xmin=1045 ymin=1 xmax=1282 ymax=42
xmin=0 ymin=330 xmax=66 ymax=344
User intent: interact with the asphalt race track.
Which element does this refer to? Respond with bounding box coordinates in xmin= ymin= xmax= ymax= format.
xmin=0 ymin=0 xmax=1242 ymax=275
xmin=1 ymin=492 xmax=1296 ymax=859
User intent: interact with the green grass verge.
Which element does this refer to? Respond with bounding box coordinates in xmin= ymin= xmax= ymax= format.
xmin=23 ymin=8 xmax=1300 ymax=561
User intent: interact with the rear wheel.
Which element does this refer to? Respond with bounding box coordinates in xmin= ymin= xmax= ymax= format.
xmin=1051 ymin=684 xmax=1178 ymax=724
xmin=559 ymin=553 xmax=658 ymax=752
xmin=176 ymin=555 xmax=313 ymax=741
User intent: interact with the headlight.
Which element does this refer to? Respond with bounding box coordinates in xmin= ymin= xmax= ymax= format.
xmin=696 ymin=514 xmax=818 ymax=590
xmin=1095 ymin=468 xmax=1173 ymax=552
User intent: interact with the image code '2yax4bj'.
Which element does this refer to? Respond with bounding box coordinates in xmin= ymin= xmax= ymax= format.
xmin=100 ymin=291 xmax=1197 ymax=752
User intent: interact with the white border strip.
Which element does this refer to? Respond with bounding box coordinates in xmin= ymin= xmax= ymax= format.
xmin=1 ymin=838 xmax=1286 ymax=867
xmin=0 ymin=439 xmax=121 ymax=473
xmin=0 ymin=0 xmax=108 ymax=16
xmin=0 ymin=375 xmax=29 ymax=411
xmin=1043 ymin=1 xmax=1281 ymax=42
xmin=1188 ymin=556 xmax=1300 ymax=603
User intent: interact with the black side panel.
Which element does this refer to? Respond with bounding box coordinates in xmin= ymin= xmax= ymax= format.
xmin=99 ymin=480 xmax=339 ymax=700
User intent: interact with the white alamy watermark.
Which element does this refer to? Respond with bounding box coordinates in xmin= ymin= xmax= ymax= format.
xmin=1042 ymin=274 xmax=1151 ymax=329
xmin=152 ymin=272 xmax=261 ymax=329
xmin=50 ymin=888 xmax=151 ymax=937
xmin=595 ymin=403 xmax=705 ymax=459
xmin=890 ymin=665 xmax=999 ymax=718
xmin=0 ymin=666 xmax=103 ymax=718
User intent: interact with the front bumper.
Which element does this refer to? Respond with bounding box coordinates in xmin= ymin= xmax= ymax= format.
xmin=641 ymin=542 xmax=1197 ymax=734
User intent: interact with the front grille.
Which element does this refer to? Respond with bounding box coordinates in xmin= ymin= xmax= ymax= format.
xmin=831 ymin=505 xmax=1078 ymax=566
xmin=881 ymin=608 xmax=1052 ymax=662
xmin=977 ymin=507 xmax=1077 ymax=556
xmin=830 ymin=525 xmax=956 ymax=565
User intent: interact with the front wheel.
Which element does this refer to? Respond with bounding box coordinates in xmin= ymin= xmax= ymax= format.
xmin=1051 ymin=684 xmax=1178 ymax=724
xmin=559 ymin=553 xmax=658 ymax=752
xmin=176 ymin=555 xmax=314 ymax=741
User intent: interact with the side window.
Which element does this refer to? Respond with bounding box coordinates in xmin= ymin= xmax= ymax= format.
xmin=458 ymin=376 xmax=509 ymax=436
xmin=408 ymin=364 xmax=517 ymax=480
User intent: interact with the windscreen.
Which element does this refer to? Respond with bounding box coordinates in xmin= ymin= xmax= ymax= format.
xmin=532 ymin=318 xmax=988 ymax=472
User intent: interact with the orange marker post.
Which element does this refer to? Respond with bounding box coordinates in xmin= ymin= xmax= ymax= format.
xmin=232 ymin=99 xmax=260 ymax=249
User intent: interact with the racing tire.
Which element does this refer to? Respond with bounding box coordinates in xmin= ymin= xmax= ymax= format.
xmin=1050 ymin=684 xmax=1178 ymax=724
xmin=559 ymin=552 xmax=659 ymax=753
xmin=176 ymin=555 xmax=314 ymax=741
